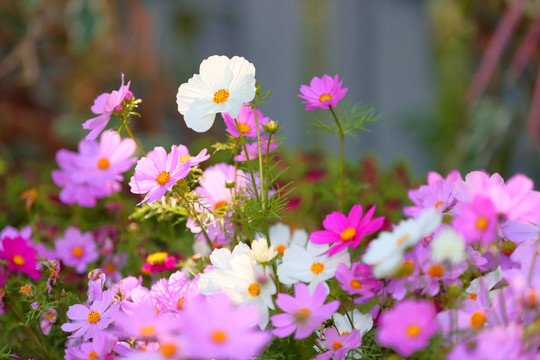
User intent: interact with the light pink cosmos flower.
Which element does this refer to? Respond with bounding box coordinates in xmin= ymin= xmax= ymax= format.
xmin=314 ymin=328 xmax=362 ymax=360
xmin=113 ymin=302 xmax=180 ymax=341
xmin=172 ymin=144 xmax=210 ymax=167
xmin=298 ymin=74 xmax=348 ymax=111
xmin=222 ymin=104 xmax=270 ymax=138
xmin=82 ymin=74 xmax=132 ymax=141
xmin=335 ymin=262 xmax=382 ymax=302
xmin=180 ymin=293 xmax=271 ymax=360
xmin=376 ymin=299 xmax=438 ymax=357
xmin=40 ymin=308 xmax=57 ymax=335
xmin=55 ymin=227 xmax=99 ymax=274
xmin=310 ymin=204 xmax=384 ymax=256
xmin=129 ymin=146 xmax=191 ymax=204
xmin=453 ymin=195 xmax=498 ymax=246
xmin=0 ymin=236 xmax=40 ymax=280
xmin=234 ymin=136 xmax=282 ymax=162
xmin=271 ymin=282 xmax=339 ymax=340
xmin=69 ymin=332 xmax=116 ymax=360
xmin=61 ymin=290 xmax=119 ymax=341
xmin=150 ymin=271 xmax=200 ymax=313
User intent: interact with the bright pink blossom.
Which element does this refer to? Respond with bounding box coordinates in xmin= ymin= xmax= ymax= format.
xmin=298 ymin=74 xmax=348 ymax=111
xmin=314 ymin=328 xmax=362 ymax=360
xmin=335 ymin=262 xmax=381 ymax=302
xmin=0 ymin=236 xmax=40 ymax=280
xmin=453 ymin=195 xmax=498 ymax=246
xmin=223 ymin=103 xmax=270 ymax=138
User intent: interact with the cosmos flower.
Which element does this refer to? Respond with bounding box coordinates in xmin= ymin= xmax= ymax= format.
xmin=176 ymin=55 xmax=256 ymax=132
xmin=314 ymin=328 xmax=362 ymax=360
xmin=172 ymin=144 xmax=210 ymax=168
xmin=223 ymin=104 xmax=270 ymax=138
xmin=0 ymin=236 xmax=40 ymax=280
xmin=55 ymin=227 xmax=99 ymax=274
xmin=150 ymin=271 xmax=200 ymax=313
xmin=234 ymin=136 xmax=282 ymax=162
xmin=298 ymin=74 xmax=348 ymax=111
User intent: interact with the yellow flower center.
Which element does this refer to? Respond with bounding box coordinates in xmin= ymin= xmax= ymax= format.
xmin=87 ymin=310 xmax=101 ymax=324
xmin=350 ymin=279 xmax=362 ymax=289
xmin=214 ymin=200 xmax=228 ymax=211
xmin=319 ymin=94 xmax=333 ymax=102
xmin=12 ymin=254 xmax=25 ymax=266
xmin=180 ymin=155 xmax=191 ymax=163
xmin=434 ymin=200 xmax=444 ymax=209
xmin=140 ymin=325 xmax=157 ymax=337
xmin=177 ymin=297 xmax=186 ymax=310
xmin=276 ymin=244 xmax=287 ymax=255
xmin=332 ymin=341 xmax=343 ymax=350
xmin=97 ymin=158 xmax=110 ymax=170
xmin=396 ymin=234 xmax=409 ymax=246
xmin=213 ymin=89 xmax=230 ymax=104
xmin=88 ymin=269 xmax=102 ymax=280
xmin=406 ymin=324 xmax=421 ymax=337
xmin=310 ymin=262 xmax=325 ymax=274
xmin=147 ymin=252 xmax=168 ymax=265
xmin=248 ymin=283 xmax=261 ymax=297
xmin=238 ymin=123 xmax=251 ymax=134
xmin=428 ymin=264 xmax=445 ymax=278
xmin=468 ymin=293 xmax=477 ymax=301
xmin=470 ymin=311 xmax=486 ymax=328
xmin=475 ymin=217 xmax=488 ymax=231
xmin=88 ymin=351 xmax=99 ymax=359
xmin=340 ymin=227 xmax=356 ymax=241
xmin=525 ymin=290 xmax=539 ymax=307
xmin=401 ymin=260 xmax=415 ymax=277
xmin=160 ymin=343 xmax=177 ymax=358
xmin=105 ymin=263 xmax=115 ymax=274
xmin=156 ymin=171 xmax=171 ymax=186
xmin=20 ymin=284 xmax=32 ymax=295
xmin=295 ymin=307 xmax=310 ymax=322
xmin=72 ymin=245 xmax=84 ymax=258
xmin=211 ymin=329 xmax=228 ymax=343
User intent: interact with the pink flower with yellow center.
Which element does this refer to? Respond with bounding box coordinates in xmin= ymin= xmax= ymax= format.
xmin=55 ymin=226 xmax=99 ymax=274
xmin=0 ymin=236 xmax=40 ymax=280
xmin=453 ymin=195 xmax=497 ymax=246
xmin=222 ymin=103 xmax=270 ymax=138
xmin=298 ymin=74 xmax=348 ymax=111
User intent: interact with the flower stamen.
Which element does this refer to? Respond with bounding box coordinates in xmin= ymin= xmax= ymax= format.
xmin=213 ymin=89 xmax=230 ymax=104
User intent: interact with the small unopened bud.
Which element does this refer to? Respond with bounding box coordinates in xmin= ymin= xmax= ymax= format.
xmin=114 ymin=104 xmax=123 ymax=113
xmin=225 ymin=181 xmax=236 ymax=189
xmin=124 ymin=91 xmax=134 ymax=101
xmin=263 ymin=120 xmax=279 ymax=134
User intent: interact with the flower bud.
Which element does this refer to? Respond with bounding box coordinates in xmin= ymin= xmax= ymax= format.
xmin=225 ymin=181 xmax=236 ymax=189
xmin=263 ymin=120 xmax=279 ymax=134
xmin=124 ymin=91 xmax=134 ymax=101
xmin=114 ymin=104 xmax=123 ymax=113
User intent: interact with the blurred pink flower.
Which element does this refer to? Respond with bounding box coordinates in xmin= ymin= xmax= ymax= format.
xmin=298 ymin=74 xmax=348 ymax=111
xmin=55 ymin=227 xmax=99 ymax=274
xmin=0 ymin=236 xmax=40 ymax=280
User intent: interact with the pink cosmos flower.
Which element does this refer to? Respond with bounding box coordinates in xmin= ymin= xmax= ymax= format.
xmin=40 ymin=308 xmax=57 ymax=335
xmin=310 ymin=204 xmax=384 ymax=256
xmin=222 ymin=104 xmax=270 ymax=138
xmin=87 ymin=269 xmax=107 ymax=303
xmin=142 ymin=252 xmax=177 ymax=274
xmin=55 ymin=227 xmax=99 ymax=274
xmin=150 ymin=271 xmax=200 ymax=313
xmin=113 ymin=302 xmax=180 ymax=340
xmin=314 ymin=328 xmax=362 ymax=360
xmin=298 ymin=74 xmax=348 ymax=111
xmin=453 ymin=195 xmax=498 ymax=245
xmin=271 ymin=282 xmax=339 ymax=339
xmin=172 ymin=144 xmax=210 ymax=167
xmin=376 ymin=299 xmax=438 ymax=357
xmin=129 ymin=146 xmax=191 ymax=204
xmin=69 ymin=332 xmax=116 ymax=360
xmin=234 ymin=136 xmax=282 ymax=162
xmin=334 ymin=262 xmax=381 ymax=302
xmin=0 ymin=236 xmax=40 ymax=280
xmin=180 ymin=293 xmax=271 ymax=359
xmin=0 ymin=225 xmax=32 ymax=248
xmin=61 ymin=290 xmax=119 ymax=341
xmin=82 ymin=74 xmax=132 ymax=141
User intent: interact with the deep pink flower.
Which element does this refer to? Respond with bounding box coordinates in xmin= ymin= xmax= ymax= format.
xmin=271 ymin=282 xmax=339 ymax=339
xmin=129 ymin=146 xmax=191 ymax=204
xmin=335 ymin=262 xmax=381 ymax=302
xmin=298 ymin=74 xmax=348 ymax=111
xmin=453 ymin=195 xmax=498 ymax=246
xmin=376 ymin=299 xmax=438 ymax=357
xmin=142 ymin=252 xmax=177 ymax=274
xmin=310 ymin=204 xmax=384 ymax=256
xmin=0 ymin=236 xmax=40 ymax=280
xmin=234 ymin=136 xmax=282 ymax=162
xmin=223 ymin=104 xmax=270 ymax=138
xmin=55 ymin=227 xmax=99 ymax=274
xmin=314 ymin=328 xmax=362 ymax=360
xmin=82 ymin=74 xmax=132 ymax=141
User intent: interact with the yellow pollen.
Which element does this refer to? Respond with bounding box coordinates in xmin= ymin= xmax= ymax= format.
xmin=20 ymin=284 xmax=32 ymax=295
xmin=88 ymin=351 xmax=99 ymax=359
xmin=276 ymin=244 xmax=287 ymax=255
xmin=295 ymin=307 xmax=310 ymax=321
xmin=105 ymin=263 xmax=115 ymax=274
xmin=401 ymin=260 xmax=415 ymax=277
xmin=12 ymin=254 xmax=25 ymax=266
xmin=147 ymin=252 xmax=168 ymax=265
xmin=177 ymin=297 xmax=186 ymax=310
xmin=468 ymin=293 xmax=477 ymax=301
xmin=310 ymin=262 xmax=325 ymax=274
xmin=238 ymin=123 xmax=251 ymax=134
xmin=248 ymin=283 xmax=261 ymax=297
xmin=406 ymin=324 xmax=421 ymax=337
xmin=526 ymin=290 xmax=539 ymax=307
xmin=45 ymin=311 xmax=55 ymax=321
xmin=470 ymin=311 xmax=486 ymax=328
xmin=72 ymin=246 xmax=84 ymax=258
xmin=214 ymin=200 xmax=228 ymax=211
xmin=211 ymin=330 xmax=228 ymax=343
xmin=88 ymin=269 xmax=102 ymax=280
xmin=396 ymin=234 xmax=409 ymax=246
xmin=156 ymin=171 xmax=171 ymax=186
xmin=180 ymin=155 xmax=191 ymax=163
xmin=340 ymin=227 xmax=356 ymax=241
xmin=434 ymin=200 xmax=444 ymax=209
xmin=319 ymin=94 xmax=333 ymax=102
xmin=213 ymin=89 xmax=230 ymax=104
xmin=350 ymin=279 xmax=362 ymax=289
xmin=97 ymin=158 xmax=110 ymax=170
xmin=428 ymin=264 xmax=445 ymax=278
xmin=87 ymin=310 xmax=101 ymax=324
xmin=160 ymin=343 xmax=177 ymax=358
xmin=140 ymin=325 xmax=157 ymax=337
xmin=475 ymin=217 xmax=488 ymax=231
xmin=332 ymin=341 xmax=343 ymax=350
xmin=341 ymin=331 xmax=350 ymax=335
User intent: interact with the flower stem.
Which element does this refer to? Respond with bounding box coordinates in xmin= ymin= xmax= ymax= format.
xmin=264 ymin=134 xmax=272 ymax=206
xmin=122 ymin=121 xmax=146 ymax=157
xmin=235 ymin=119 xmax=261 ymax=203
xmin=329 ymin=106 xmax=345 ymax=211
xmin=253 ymin=107 xmax=266 ymax=208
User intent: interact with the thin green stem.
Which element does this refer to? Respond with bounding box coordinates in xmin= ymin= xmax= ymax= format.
xmin=253 ymin=107 xmax=266 ymax=208
xmin=264 ymin=134 xmax=272 ymax=207
xmin=329 ymin=106 xmax=345 ymax=211
xmin=123 ymin=121 xmax=146 ymax=157
xmin=235 ymin=119 xmax=261 ymax=202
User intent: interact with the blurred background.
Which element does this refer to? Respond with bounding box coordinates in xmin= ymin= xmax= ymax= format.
xmin=2 ymin=0 xmax=540 ymax=182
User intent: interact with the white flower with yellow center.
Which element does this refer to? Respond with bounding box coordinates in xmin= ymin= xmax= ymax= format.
xmin=176 ymin=55 xmax=256 ymax=132
xmin=251 ymin=238 xmax=278 ymax=263
xmin=256 ymin=222 xmax=309 ymax=258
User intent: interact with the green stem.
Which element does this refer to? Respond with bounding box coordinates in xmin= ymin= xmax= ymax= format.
xmin=123 ymin=121 xmax=146 ymax=157
xmin=253 ymin=107 xmax=266 ymax=208
xmin=235 ymin=119 xmax=261 ymax=202
xmin=329 ymin=106 xmax=345 ymax=211
xmin=264 ymin=134 xmax=272 ymax=207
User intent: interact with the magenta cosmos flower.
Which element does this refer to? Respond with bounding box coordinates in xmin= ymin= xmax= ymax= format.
xmin=315 ymin=328 xmax=362 ymax=360
xmin=376 ymin=299 xmax=438 ymax=357
xmin=82 ymin=74 xmax=132 ymax=140
xmin=0 ymin=236 xmax=40 ymax=280
xmin=298 ymin=74 xmax=348 ymax=111
xmin=310 ymin=204 xmax=384 ymax=256
xmin=222 ymin=103 xmax=270 ymax=138
xmin=129 ymin=146 xmax=191 ymax=204
xmin=271 ymin=282 xmax=339 ymax=340
xmin=335 ymin=262 xmax=381 ymax=302
xmin=55 ymin=226 xmax=99 ymax=274
xmin=180 ymin=293 xmax=271 ymax=359
xmin=453 ymin=195 xmax=498 ymax=246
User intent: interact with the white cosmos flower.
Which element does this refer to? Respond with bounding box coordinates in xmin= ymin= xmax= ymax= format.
xmin=251 ymin=238 xmax=278 ymax=263
xmin=431 ymin=227 xmax=466 ymax=264
xmin=176 ymin=55 xmax=256 ymax=132
xmin=256 ymin=222 xmax=309 ymax=257
xmin=363 ymin=209 xmax=442 ymax=278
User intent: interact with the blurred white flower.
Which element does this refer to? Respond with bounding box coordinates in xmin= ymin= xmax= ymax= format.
xmin=251 ymin=238 xmax=278 ymax=263
xmin=431 ymin=227 xmax=466 ymax=264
